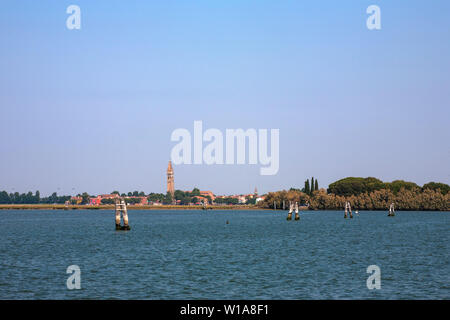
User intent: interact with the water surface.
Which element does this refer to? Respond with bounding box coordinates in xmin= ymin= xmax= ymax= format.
xmin=0 ymin=210 xmax=448 ymax=299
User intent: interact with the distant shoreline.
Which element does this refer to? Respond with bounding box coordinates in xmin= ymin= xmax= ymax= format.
xmin=0 ymin=204 xmax=447 ymax=211
xmin=0 ymin=204 xmax=267 ymax=210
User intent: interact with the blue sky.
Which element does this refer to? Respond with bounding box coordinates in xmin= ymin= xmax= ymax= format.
xmin=1 ymin=0 xmax=449 ymax=196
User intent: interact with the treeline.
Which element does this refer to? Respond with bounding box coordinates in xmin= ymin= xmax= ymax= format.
xmin=259 ymin=177 xmax=449 ymax=211
xmin=111 ymin=191 xmax=146 ymax=197
xmin=148 ymin=188 xmax=212 ymax=205
xmin=290 ymin=177 xmax=320 ymax=195
xmin=304 ymin=177 xmax=319 ymax=195
xmin=215 ymin=197 xmax=239 ymax=205
xmin=0 ymin=191 xmax=71 ymax=204
xmin=100 ymin=198 xmax=143 ymax=205
xmin=327 ymin=177 xmax=449 ymax=196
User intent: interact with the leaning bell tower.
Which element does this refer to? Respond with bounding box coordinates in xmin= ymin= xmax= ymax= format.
xmin=167 ymin=161 xmax=175 ymax=198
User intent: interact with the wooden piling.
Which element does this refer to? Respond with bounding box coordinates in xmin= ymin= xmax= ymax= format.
xmin=344 ymin=201 xmax=352 ymax=218
xmin=388 ymin=203 xmax=395 ymax=217
xmin=115 ymin=198 xmax=131 ymax=230
xmin=294 ymin=202 xmax=300 ymax=220
xmin=286 ymin=201 xmax=293 ymax=221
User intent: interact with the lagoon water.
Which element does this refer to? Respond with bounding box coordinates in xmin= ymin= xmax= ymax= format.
xmin=0 ymin=209 xmax=448 ymax=299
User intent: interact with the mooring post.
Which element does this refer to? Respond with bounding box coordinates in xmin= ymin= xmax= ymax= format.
xmin=388 ymin=203 xmax=395 ymax=217
xmin=348 ymin=202 xmax=353 ymax=219
xmin=287 ymin=201 xmax=293 ymax=221
xmin=115 ymin=198 xmax=130 ymax=230
xmin=344 ymin=202 xmax=348 ymax=219
xmin=122 ymin=199 xmax=130 ymax=229
xmin=294 ymin=202 xmax=300 ymax=221
xmin=115 ymin=199 xmax=121 ymax=229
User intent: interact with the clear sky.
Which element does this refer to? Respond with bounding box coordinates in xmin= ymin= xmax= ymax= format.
xmin=1 ymin=0 xmax=449 ymax=196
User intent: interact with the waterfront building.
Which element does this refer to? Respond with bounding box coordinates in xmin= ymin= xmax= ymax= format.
xmin=199 ymin=190 xmax=215 ymax=201
xmin=99 ymin=194 xmax=119 ymax=200
xmin=70 ymin=196 xmax=82 ymax=204
xmin=89 ymin=196 xmax=102 ymax=205
xmin=255 ymin=195 xmax=266 ymax=204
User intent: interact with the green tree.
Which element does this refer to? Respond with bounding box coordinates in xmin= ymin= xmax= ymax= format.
xmin=327 ymin=177 xmax=385 ymax=196
xmin=81 ymin=192 xmax=90 ymax=204
xmin=49 ymin=192 xmax=58 ymax=204
xmin=0 ymin=191 xmax=11 ymax=204
xmin=386 ymin=180 xmax=419 ymax=195
xmin=163 ymin=192 xmax=173 ymax=204
xmin=174 ymin=190 xmax=186 ymax=200
xmin=422 ymin=182 xmax=449 ymax=195
xmin=125 ymin=198 xmax=142 ymax=205
xmin=35 ymin=190 xmax=40 ymax=204
xmin=179 ymin=196 xmax=192 ymax=205
xmin=12 ymin=192 xmax=20 ymax=203
xmin=24 ymin=191 xmax=33 ymax=204
xmin=148 ymin=193 xmax=165 ymax=202
xmin=215 ymin=197 xmax=238 ymax=205
xmin=304 ymin=180 xmax=310 ymax=195
xmin=246 ymin=196 xmax=256 ymax=205
xmin=314 ymin=179 xmax=319 ymax=191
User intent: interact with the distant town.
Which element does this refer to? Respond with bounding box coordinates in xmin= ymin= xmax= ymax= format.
xmin=68 ymin=188 xmax=262 ymax=207
xmin=66 ymin=161 xmax=265 ymax=207
xmin=0 ymin=161 xmax=266 ymax=207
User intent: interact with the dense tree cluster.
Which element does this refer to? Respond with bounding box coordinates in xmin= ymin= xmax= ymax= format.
xmin=215 ymin=197 xmax=239 ymax=205
xmin=422 ymin=182 xmax=450 ymax=195
xmin=303 ymin=177 xmax=319 ymax=195
xmin=326 ymin=177 xmax=446 ymax=196
xmin=260 ymin=178 xmax=450 ymax=211
xmin=147 ymin=188 xmax=211 ymax=205
xmin=114 ymin=191 xmax=146 ymax=197
xmin=147 ymin=192 xmax=168 ymax=203
xmin=0 ymin=191 xmax=71 ymax=204
xmin=327 ymin=177 xmax=386 ymax=196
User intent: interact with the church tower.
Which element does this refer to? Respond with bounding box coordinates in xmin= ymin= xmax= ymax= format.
xmin=167 ymin=161 xmax=174 ymax=198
